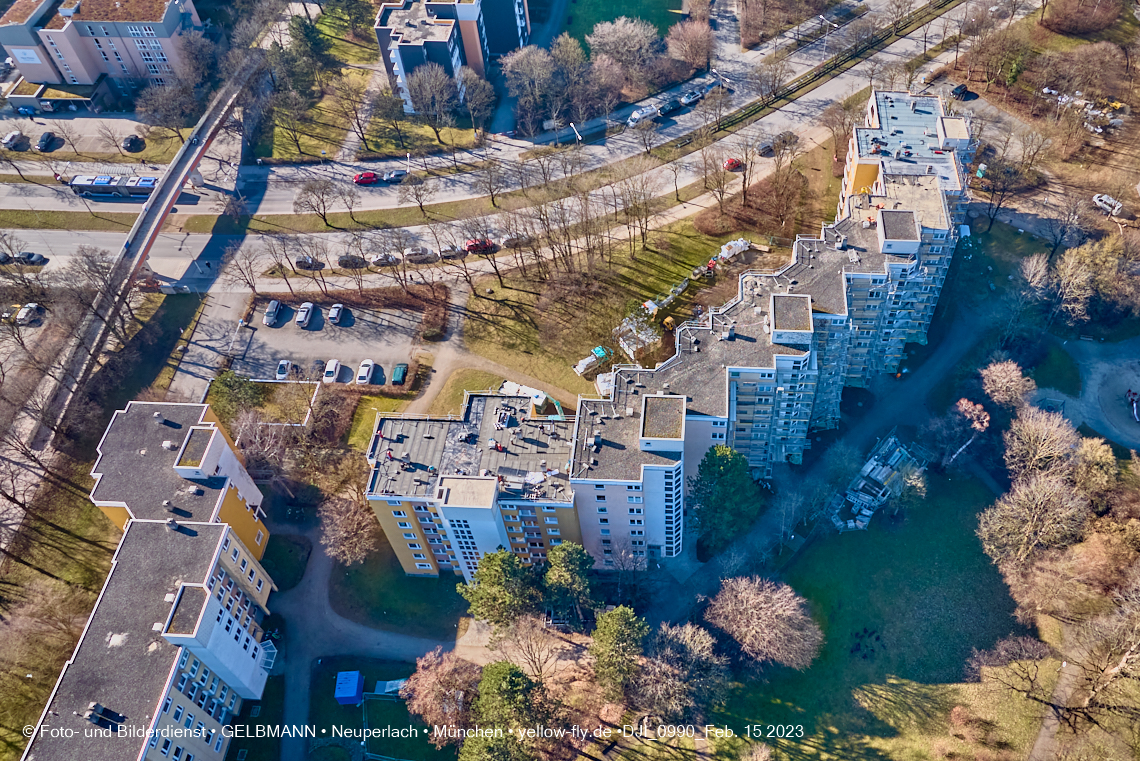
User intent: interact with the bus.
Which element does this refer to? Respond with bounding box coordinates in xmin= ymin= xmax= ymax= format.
xmin=69 ymin=175 xmax=159 ymax=199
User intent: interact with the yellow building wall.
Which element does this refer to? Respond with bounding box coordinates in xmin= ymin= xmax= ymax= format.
xmin=368 ymin=498 xmax=440 ymax=576
xmin=95 ymin=504 xmax=131 ymax=531
xmin=200 ymin=407 xmax=245 ymax=467
xmin=215 ymin=484 xmax=268 ymax=561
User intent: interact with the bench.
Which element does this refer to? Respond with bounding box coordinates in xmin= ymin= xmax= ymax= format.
xmin=756 ymin=244 xmax=771 ymax=253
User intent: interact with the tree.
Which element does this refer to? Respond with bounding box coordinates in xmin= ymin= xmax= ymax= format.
xmin=135 ymin=79 xmax=199 ymax=142
xmin=293 ymin=178 xmax=337 ymax=225
xmin=397 ymin=175 xmax=437 ymax=216
xmin=543 ymin=541 xmax=594 ymax=626
xmin=458 ymin=67 xmax=495 ymax=137
xmin=687 ymin=445 xmax=765 ymax=554
xmin=695 ymin=87 xmax=731 ymax=131
xmin=634 ymin=623 xmax=728 ymax=722
xmin=1050 ymin=244 xmax=1094 ymax=325
xmin=174 ymin=31 xmax=218 ymax=90
xmin=589 ymin=606 xmax=648 ymax=699
xmin=705 ymin=576 xmax=824 ymax=669
xmin=472 ymin=660 xmax=550 ymax=731
xmin=1072 ymin=437 xmax=1117 ymax=504
xmin=734 ymin=130 xmax=768 ymax=208
xmin=318 ymin=496 xmax=380 ymax=565
xmin=493 ymin=614 xmax=564 ymax=682
xmin=981 ymin=160 xmax=1027 ymax=231
xmin=944 ymin=398 xmax=991 ymax=466
xmin=1004 ymin=406 xmax=1079 ymax=481
xmin=666 ymin=20 xmax=716 ymax=72
xmin=886 ymin=0 xmax=915 ymax=34
xmin=977 ymin=474 xmax=1089 ymax=566
xmin=271 ymin=88 xmax=310 ymax=155
xmin=372 ymin=89 xmax=409 ymax=148
xmin=330 ymin=0 xmax=374 ymax=35
xmin=479 ymin=158 xmax=506 ymax=207
xmin=586 ymin=17 xmax=661 ymax=78
xmin=221 ymin=240 xmax=265 ymax=294
xmin=288 ymin=15 xmax=331 ymax=65
xmin=1037 ymin=192 xmax=1091 ymax=255
xmin=401 ymin=646 xmax=482 ymax=747
xmin=965 ymin=635 xmax=1051 ymax=680
xmin=820 ymin=100 xmax=859 ymax=163
xmin=209 ymin=370 xmax=268 ymax=421
xmin=329 ymin=75 xmax=372 ymax=150
xmin=406 ymin=63 xmax=458 ymax=142
xmin=458 ymin=548 xmax=542 ymax=629
xmin=95 ymin=122 xmax=126 ymax=157
xmin=754 ymin=58 xmax=791 ymax=102
xmin=501 ymin=46 xmax=555 ymax=135
xmin=980 ymin=358 xmax=1036 ymax=408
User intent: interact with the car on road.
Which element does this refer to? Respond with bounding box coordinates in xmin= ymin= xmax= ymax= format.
xmin=15 ymin=303 xmax=39 ymax=325
xmin=328 ymin=303 xmax=344 ymax=324
xmin=1 ymin=130 xmax=21 ymax=149
xmin=322 ymin=359 xmax=340 ymax=384
xmin=35 ymin=132 xmax=54 ymax=152
xmin=295 ymin=302 xmax=314 ymax=327
xmin=353 ymin=171 xmax=381 ymax=185
xmin=0 ymin=252 xmax=11 ymax=265
xmin=16 ymin=252 xmax=46 ymax=265
xmin=439 ymin=244 xmax=467 ymax=259
xmin=627 ymin=105 xmax=659 ymax=127
xmin=658 ymin=98 xmax=682 ymax=116
xmin=383 ymin=170 xmax=409 ymax=183
xmin=370 ymin=252 xmax=400 ymax=267
xmin=295 ymin=256 xmax=321 ymax=270
xmin=15 ymin=107 xmax=34 ymax=116
xmin=337 ymin=254 xmax=367 ymax=269
xmin=403 ymin=246 xmax=438 ymax=264
xmin=465 ymin=239 xmax=494 ymax=255
xmin=356 ymin=359 xmax=374 ymax=385
xmin=499 ymin=234 xmax=532 ymax=249
xmin=680 ymin=89 xmax=703 ymax=106
xmin=391 ymin=362 xmax=409 ymax=386
xmin=121 ymin=134 xmax=143 ymax=152
xmin=496 ymin=130 xmax=518 ymax=138
xmin=950 ymin=83 xmax=969 ymax=99
xmin=275 ymin=359 xmax=292 ymax=380
xmin=723 ymin=157 xmax=743 ymax=171
xmin=263 ymin=299 xmax=281 ymax=326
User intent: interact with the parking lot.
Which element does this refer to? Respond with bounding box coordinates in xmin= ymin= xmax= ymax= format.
xmin=232 ymin=300 xmax=419 ymax=385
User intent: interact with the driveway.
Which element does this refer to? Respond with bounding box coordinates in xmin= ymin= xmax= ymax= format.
xmin=236 ymin=300 xmax=419 ymax=384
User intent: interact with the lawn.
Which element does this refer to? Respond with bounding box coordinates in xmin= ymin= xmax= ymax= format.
xmin=956 ymin=221 xmax=1052 ymax=303
xmin=463 ymin=219 xmax=770 ymax=397
xmin=426 ymin=368 xmax=504 ymax=416
xmin=309 ymin=657 xmax=456 ymax=761
xmin=360 ymin=115 xmax=478 ymax=161
xmin=327 ymin=531 xmax=470 ymax=640
xmin=0 ymin=208 xmax=138 ymax=231
xmin=254 ymin=68 xmax=369 ymax=160
xmin=346 ymin=394 xmax=410 ymax=450
xmin=567 ymin=0 xmax=684 ymax=41
xmin=1030 ymin=343 xmax=1081 ymax=397
xmin=225 ymin=675 xmax=285 ymax=761
xmin=315 ymin=9 xmax=379 ymax=64
xmin=259 ymin=533 xmax=312 ymax=592
xmin=710 ymin=472 xmax=1048 ymax=760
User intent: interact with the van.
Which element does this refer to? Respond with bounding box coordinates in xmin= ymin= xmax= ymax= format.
xmin=950 ymin=83 xmax=969 ymax=99
xmin=1 ymin=131 xmax=21 ymax=149
xmin=626 ymin=106 xmax=659 ymax=127
xmin=391 ymin=363 xmax=409 ymax=386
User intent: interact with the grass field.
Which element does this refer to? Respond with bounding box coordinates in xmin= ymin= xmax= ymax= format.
xmin=1031 ymin=343 xmax=1081 ymax=397
xmin=259 ymin=534 xmax=312 ymax=592
xmin=710 ymin=472 xmax=1048 ymax=760
xmin=316 ymin=9 xmax=379 ymax=64
xmin=327 ymin=531 xmax=470 ymax=639
xmin=0 ymin=208 xmax=138 ymax=230
xmin=565 ymin=0 xmax=684 ymax=40
xmin=254 ymin=68 xmax=369 ymax=160
xmin=225 ymin=675 xmax=285 ymax=761
xmin=346 ymin=394 xmax=410 ymax=450
xmin=427 ymin=369 xmax=504 ymax=416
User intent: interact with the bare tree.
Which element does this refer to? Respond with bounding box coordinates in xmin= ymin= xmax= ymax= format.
xmin=980 ymin=358 xmax=1037 ymax=408
xmin=754 ymin=58 xmax=791 ymax=102
xmin=53 ymin=120 xmax=83 ymax=157
xmin=271 ymin=89 xmax=309 ymax=156
xmin=400 ymin=647 xmax=482 ymax=747
xmin=586 ymin=16 xmax=662 ymax=79
xmin=820 ymin=100 xmax=859 ymax=163
xmin=1004 ymin=406 xmax=1079 ymax=480
xmin=457 ymin=67 xmax=495 ymax=139
xmin=95 ymin=122 xmax=126 ymax=157
xmin=634 ymin=623 xmax=728 ymax=722
xmin=735 ymin=130 xmax=768 ymax=207
xmin=705 ymin=576 xmax=824 ymax=669
xmin=333 ymin=183 xmax=361 ymax=223
xmin=221 ymin=241 xmax=265 ymax=294
xmin=493 ymin=614 xmax=565 ymax=682
xmin=397 ymin=175 xmax=438 ymax=216
xmin=944 ymin=398 xmax=991 ymax=466
xmin=977 ymin=474 xmax=1089 ymax=566
xmin=965 ymin=635 xmax=1051 ymax=680
xmin=293 ymin=178 xmax=338 ymax=226
xmin=478 ymin=158 xmax=507 ymax=207
xmin=666 ymin=19 xmax=716 ymax=72
xmin=328 ymin=75 xmax=372 ymax=151
xmin=406 ymin=62 xmax=458 ymax=143
xmin=886 ymin=0 xmax=915 ymax=35
xmin=694 ymin=87 xmax=731 ymax=131
xmin=372 ymin=89 xmax=409 ymax=149
xmin=318 ymin=495 xmax=380 ymax=565
xmin=633 ymin=119 xmax=658 ymax=155
xmin=1037 ymin=192 xmax=1091 ymax=255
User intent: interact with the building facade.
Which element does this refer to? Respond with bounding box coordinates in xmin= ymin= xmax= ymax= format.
xmin=366 ymin=91 xmax=973 ymax=573
xmin=0 ymin=0 xmax=202 ymax=89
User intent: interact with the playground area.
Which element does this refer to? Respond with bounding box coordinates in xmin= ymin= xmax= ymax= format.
xmin=1099 ymin=359 xmax=1140 ymax=447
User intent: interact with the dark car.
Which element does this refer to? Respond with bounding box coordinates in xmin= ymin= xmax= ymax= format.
xmin=121 ymin=134 xmax=143 ymax=152
xmin=950 ymin=83 xmax=969 ymax=99
xmin=0 ymin=252 xmax=10 ymax=265
xmin=465 ymin=238 xmax=493 ymax=255
xmin=391 ymin=363 xmax=409 ymax=386
xmin=337 ymin=254 xmax=367 ymax=269
xmin=16 ymin=252 xmax=45 ymax=265
xmin=383 ymin=170 xmax=409 ymax=183
xmin=353 ymin=171 xmax=381 ymax=185
xmin=35 ymin=132 xmax=54 ymax=152
xmin=295 ymin=256 xmax=321 ymax=271
xmin=658 ymin=98 xmax=682 ymax=116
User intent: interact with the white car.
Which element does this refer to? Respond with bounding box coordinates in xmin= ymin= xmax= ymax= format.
xmin=322 ymin=359 xmax=341 ymax=384
xmin=295 ymin=302 xmax=314 ymax=327
xmin=403 ymin=246 xmax=438 ymax=264
xmin=1093 ymin=194 xmax=1123 ymax=216
xmin=626 ymin=106 xmax=659 ymax=127
xmin=15 ymin=303 xmax=39 ymax=325
xmin=370 ymin=252 xmax=400 ymax=267
xmin=263 ymin=300 xmax=281 ymax=326
xmin=275 ymin=360 xmax=292 ymax=380
xmin=356 ymin=359 xmax=375 ymax=385
xmin=328 ymin=303 xmax=344 ymax=325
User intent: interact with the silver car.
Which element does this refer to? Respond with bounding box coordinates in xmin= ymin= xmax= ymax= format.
xmin=295 ymin=302 xmax=314 ymax=327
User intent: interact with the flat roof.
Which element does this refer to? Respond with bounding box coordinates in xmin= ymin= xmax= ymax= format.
xmin=73 ymin=0 xmax=172 ymax=22
xmin=436 ymin=476 xmax=498 ymax=508
xmin=642 ymin=396 xmax=684 ymax=439
xmin=379 ymin=0 xmax=452 ymax=43
xmin=177 ymin=427 xmax=213 ymax=468
xmin=91 ymin=403 xmax=227 ymax=522
xmin=854 ymin=91 xmax=964 ymax=193
xmin=23 ymin=521 xmax=225 ymax=761
xmin=166 ymin=585 xmax=207 ymax=635
xmin=370 ymin=395 xmax=574 ymax=502
xmin=0 ymin=0 xmax=50 ymax=25
xmin=771 ymin=293 xmax=812 ymax=331
xmin=881 ymin=209 xmax=918 ymax=240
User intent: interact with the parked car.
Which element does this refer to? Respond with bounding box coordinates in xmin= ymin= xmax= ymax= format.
xmin=121 ymin=134 xmax=143 ymax=152
xmin=499 ymin=235 xmax=531 ymax=249
xmin=295 ymin=256 xmax=321 ymax=270
xmin=680 ymin=88 xmax=703 ymax=106
xmin=35 ymin=132 xmax=54 ymax=152
xmin=439 ymin=244 xmax=467 ymax=259
xmin=950 ymin=83 xmax=969 ymax=99
xmin=356 ymin=359 xmax=375 ymax=385
xmin=16 ymin=252 xmax=45 ymax=265
xmin=328 ymin=303 xmax=344 ymax=324
xmin=1 ymin=303 xmax=19 ymax=321
xmin=370 ymin=252 xmax=400 ymax=267
xmin=15 ymin=107 xmax=34 ymax=116
xmin=774 ymin=131 xmax=798 ymax=149
xmin=383 ymin=170 xmax=409 ymax=183
xmin=295 ymin=302 xmax=314 ymax=327
xmin=263 ymin=299 xmax=281 ymax=326
xmin=403 ymin=246 xmax=437 ymax=264
xmin=274 ymin=359 xmax=292 ymax=380
xmin=1 ymin=130 xmax=21 ymax=149
xmin=353 ymin=171 xmax=381 ymax=185
xmin=0 ymin=252 xmax=10 ymax=264
xmin=627 ymin=106 xmax=659 ymax=127
xmin=322 ymin=359 xmax=341 ymax=384
xmin=722 ymin=157 xmax=743 ymax=171
xmin=15 ymin=303 xmax=39 ymax=325
xmin=337 ymin=254 xmax=367 ymax=269
xmin=658 ymin=98 xmax=682 ymax=116
xmin=391 ymin=362 xmax=409 ymax=386
xmin=465 ymin=239 xmax=494 ymax=255
xmin=1093 ymin=194 xmax=1123 ymax=216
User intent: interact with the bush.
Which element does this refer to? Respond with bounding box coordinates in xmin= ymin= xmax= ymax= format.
xmin=1043 ymin=0 xmax=1120 ymax=34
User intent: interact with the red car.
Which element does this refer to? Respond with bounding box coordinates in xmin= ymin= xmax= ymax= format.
xmin=465 ymin=239 xmax=494 ymax=254
xmin=723 ymin=158 xmax=743 ymax=171
xmin=353 ymin=171 xmax=381 ymax=185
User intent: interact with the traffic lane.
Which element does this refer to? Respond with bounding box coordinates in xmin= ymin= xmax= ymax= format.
xmin=0 ymin=181 xmax=213 ymax=211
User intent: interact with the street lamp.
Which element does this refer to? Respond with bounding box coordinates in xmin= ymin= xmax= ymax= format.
xmin=569 ymin=122 xmax=583 ymax=145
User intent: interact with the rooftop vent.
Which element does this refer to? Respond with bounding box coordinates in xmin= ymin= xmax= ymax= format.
xmin=163 ymin=499 xmax=175 ymax=511
xmin=164 ymin=593 xmax=176 ymax=603
xmin=165 ymin=519 xmax=179 ymax=532
xmin=152 ymin=412 xmax=164 ymax=424
xmin=162 ymin=440 xmax=177 ymax=450
xmin=151 ymin=622 xmax=164 ymax=632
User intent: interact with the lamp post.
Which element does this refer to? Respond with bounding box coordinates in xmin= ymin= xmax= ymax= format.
xmin=569 ymin=122 xmax=583 ymax=145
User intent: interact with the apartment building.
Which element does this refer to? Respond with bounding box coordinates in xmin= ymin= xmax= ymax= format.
xmin=364 ymin=392 xmax=580 ymax=579
xmin=90 ymin=401 xmax=270 ymax=561
xmin=0 ymin=0 xmax=202 ymax=90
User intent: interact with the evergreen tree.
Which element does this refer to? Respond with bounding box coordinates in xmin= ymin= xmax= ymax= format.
xmin=458 ymin=549 xmax=541 ymax=629
xmin=543 ymin=542 xmax=594 ymax=627
xmin=687 ymin=445 xmax=765 ymax=553
xmin=588 ymin=606 xmax=648 ymax=699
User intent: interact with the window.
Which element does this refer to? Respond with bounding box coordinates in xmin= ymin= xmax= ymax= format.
xmin=189 ymin=660 xmax=200 ymax=677
xmin=240 ymin=559 xmax=248 ymax=572
xmin=407 ymin=543 xmax=421 ymax=550
xmin=243 ymin=637 xmax=251 ymax=651
xmin=392 ymin=510 xmax=406 ymax=517
xmin=162 ymin=698 xmax=172 ymax=714
xmin=413 ymin=553 xmax=426 ymax=559
xmin=179 ymin=652 xmax=189 ymax=669
xmin=598 ymin=518 xmax=609 ymax=524
xmin=184 ymin=713 xmax=194 ymax=729
xmin=206 ymin=730 xmax=215 ymax=746
xmin=402 ymin=532 xmax=415 ymax=539
xmin=177 ymin=673 xmax=188 ymax=691
xmin=247 ymin=569 xmax=255 ymax=582
xmin=218 ymin=686 xmax=228 ymax=701
xmin=542 ymin=506 xmax=556 ymax=512
xmin=630 ymin=519 xmax=643 ymax=526
xmin=596 ymin=506 xmax=607 ymax=513
xmin=415 ymin=562 xmax=432 ymax=569
xmin=397 ymin=521 xmax=411 ymax=528
xmin=547 ymin=528 xmax=560 ymax=536
xmin=256 ymin=579 xmax=264 ymax=592
xmin=214 ymin=737 xmax=224 ymax=753
xmin=143 ymin=25 xmax=156 ymax=36
xmin=600 ymin=529 xmax=610 ymax=536
xmin=128 ymin=25 xmax=142 ymax=36
xmin=627 ymin=496 xmax=642 ymax=503
xmin=930 ymin=246 xmax=943 ymax=254
xmin=231 ymin=548 xmax=239 ymax=562
xmin=255 ymin=530 xmax=263 ymax=546
xmin=628 ymin=507 xmax=643 ymax=514
xmin=544 ymin=517 xmax=557 ymax=524
xmin=595 ymin=495 xmax=606 ymax=502
xmin=161 ymin=739 xmax=172 ymax=756
xmin=196 ymin=721 xmax=205 ymax=735
xmin=172 ymin=705 xmax=184 ymax=722
xmin=172 ymin=747 xmax=183 ymax=761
